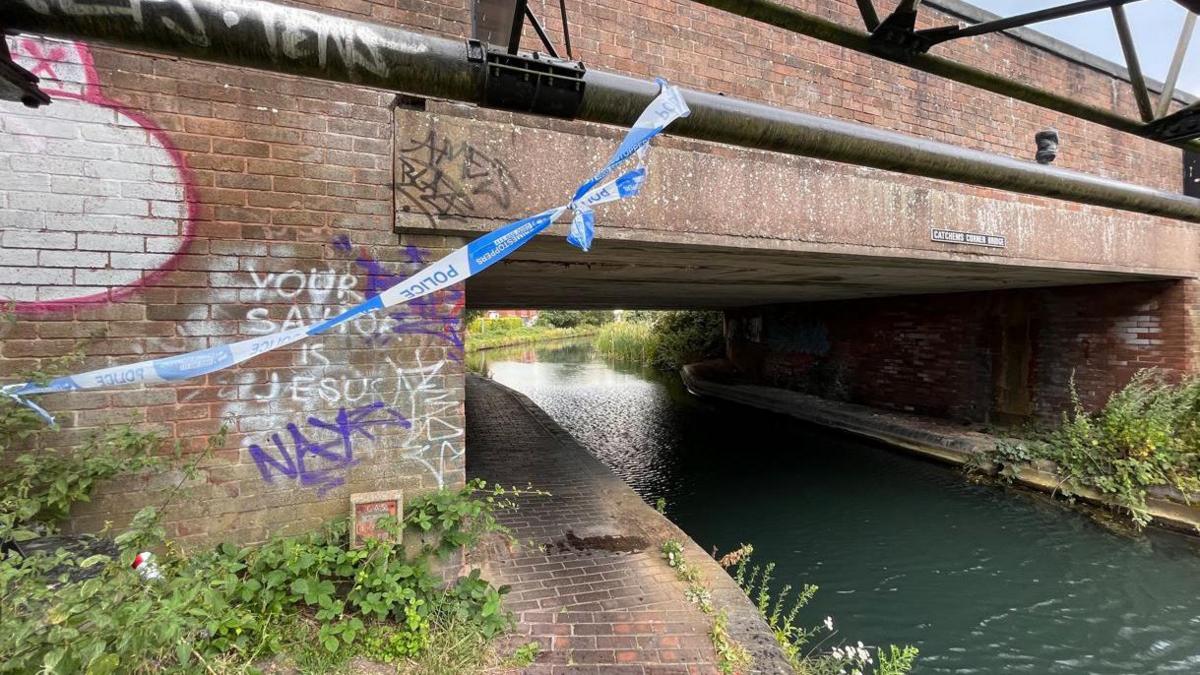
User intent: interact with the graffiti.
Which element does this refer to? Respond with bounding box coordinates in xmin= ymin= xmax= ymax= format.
xmin=249 ymin=401 xmax=411 ymax=495
xmin=385 ymin=355 xmax=464 ymax=489
xmin=19 ymin=0 xmax=208 ymax=47
xmin=227 ymin=237 xmax=465 ymax=489
xmin=396 ymin=129 xmax=521 ymax=224
xmin=332 ymin=235 xmax=466 ymax=357
xmin=767 ymin=315 xmax=830 ymax=356
xmin=1 ymin=36 xmax=196 ymax=313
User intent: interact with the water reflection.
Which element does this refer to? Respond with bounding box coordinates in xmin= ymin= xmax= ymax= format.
xmin=472 ymin=339 xmax=1200 ymax=674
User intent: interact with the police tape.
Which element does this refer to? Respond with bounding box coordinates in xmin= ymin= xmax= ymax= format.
xmin=1 ymin=80 xmax=691 ymax=425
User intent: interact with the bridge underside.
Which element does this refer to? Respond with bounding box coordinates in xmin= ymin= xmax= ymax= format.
xmin=464 ymin=238 xmax=1172 ymax=309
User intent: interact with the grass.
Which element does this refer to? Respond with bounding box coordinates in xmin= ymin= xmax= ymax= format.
xmin=466 ymin=325 xmax=597 ymax=352
xmin=595 ymin=322 xmax=656 ymax=363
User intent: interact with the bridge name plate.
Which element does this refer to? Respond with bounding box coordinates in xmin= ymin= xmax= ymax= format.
xmin=931 ymin=228 xmax=1006 ymax=248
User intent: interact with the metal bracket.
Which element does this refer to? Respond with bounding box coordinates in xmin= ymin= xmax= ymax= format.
xmin=0 ymin=34 xmax=50 ymax=108
xmin=478 ymin=44 xmax=585 ymax=118
xmin=868 ymin=2 xmax=946 ymax=60
xmin=1145 ymin=103 xmax=1200 ymax=143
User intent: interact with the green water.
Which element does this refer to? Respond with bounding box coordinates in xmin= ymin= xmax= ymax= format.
xmin=471 ymin=339 xmax=1200 ymax=674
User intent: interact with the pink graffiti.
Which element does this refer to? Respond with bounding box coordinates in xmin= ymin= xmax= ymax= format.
xmin=3 ymin=37 xmax=197 ymax=314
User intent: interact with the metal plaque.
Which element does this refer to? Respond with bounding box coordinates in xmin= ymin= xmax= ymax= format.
xmin=930 ymin=228 xmax=1006 ymax=248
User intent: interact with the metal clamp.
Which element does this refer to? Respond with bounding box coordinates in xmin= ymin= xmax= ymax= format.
xmin=476 ymin=43 xmax=585 ymax=118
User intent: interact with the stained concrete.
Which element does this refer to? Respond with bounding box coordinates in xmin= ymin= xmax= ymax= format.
xmin=395 ymin=102 xmax=1197 ymax=309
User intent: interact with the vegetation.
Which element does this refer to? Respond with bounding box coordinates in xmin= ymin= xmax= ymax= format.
xmin=595 ymin=310 xmax=725 ymax=371
xmin=535 ymin=310 xmax=613 ymax=328
xmin=658 ymin=536 xmax=917 ymax=675
xmin=595 ymin=321 xmax=655 ymax=363
xmin=465 ymin=317 xmax=597 ymax=353
xmin=722 ymin=545 xmax=918 ymax=675
xmin=659 ymin=539 xmax=750 ymax=674
xmin=0 ymin=352 xmax=543 ymax=673
xmin=976 ymin=370 xmax=1200 ymax=528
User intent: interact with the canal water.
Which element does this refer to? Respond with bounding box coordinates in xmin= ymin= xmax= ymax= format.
xmin=469 ymin=339 xmax=1200 ymax=674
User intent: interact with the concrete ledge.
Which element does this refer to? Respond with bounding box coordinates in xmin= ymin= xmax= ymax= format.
xmin=682 ymin=361 xmax=1200 ymax=535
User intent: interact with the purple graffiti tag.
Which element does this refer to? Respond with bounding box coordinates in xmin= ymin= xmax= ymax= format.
xmin=249 ymin=402 xmax=412 ymax=495
xmin=330 ymin=239 xmax=466 ymax=357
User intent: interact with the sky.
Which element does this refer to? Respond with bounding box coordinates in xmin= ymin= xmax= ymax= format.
xmin=966 ymin=0 xmax=1198 ymax=98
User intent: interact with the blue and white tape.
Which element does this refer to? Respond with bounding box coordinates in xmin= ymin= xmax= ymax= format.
xmin=2 ymin=81 xmax=691 ymax=425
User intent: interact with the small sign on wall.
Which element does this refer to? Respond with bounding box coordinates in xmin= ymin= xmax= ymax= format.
xmin=931 ymin=228 xmax=1006 ymax=248
xmin=351 ymin=490 xmax=403 ymax=548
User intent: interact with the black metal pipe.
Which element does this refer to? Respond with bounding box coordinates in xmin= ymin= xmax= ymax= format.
xmin=0 ymin=0 xmax=484 ymax=100
xmin=579 ymin=71 xmax=1200 ymax=223
xmin=4 ymin=0 xmax=1200 ymax=223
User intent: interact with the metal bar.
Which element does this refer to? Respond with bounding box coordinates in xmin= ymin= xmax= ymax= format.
xmin=524 ymin=5 xmax=560 ymax=58
xmin=684 ymin=0 xmax=1200 ymax=152
xmin=506 ymin=0 xmax=529 ymax=54
xmin=1112 ymin=5 xmax=1155 ymax=122
xmin=559 ymin=0 xmax=574 ymax=59
xmin=920 ymin=0 xmax=1134 ymax=45
xmin=855 ymin=0 xmax=880 ymax=31
xmin=1156 ymin=12 xmax=1196 ymax=118
xmin=4 ymin=0 xmax=1200 ymax=223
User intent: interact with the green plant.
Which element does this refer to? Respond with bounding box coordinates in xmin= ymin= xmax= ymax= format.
xmin=537 ymin=310 xmax=613 ymax=328
xmin=647 ymin=310 xmax=725 ymax=371
xmin=595 ymin=311 xmax=725 ymax=371
xmin=722 ymin=547 xmax=917 ymax=675
xmin=710 ymin=610 xmax=752 ymax=675
xmin=507 ymin=640 xmax=541 ymax=668
xmin=979 ymin=370 xmax=1200 ymax=527
xmin=405 ymin=479 xmax=547 ymax=556
xmin=596 ymin=321 xmax=657 ymax=363
xmin=877 ymin=645 xmax=920 ymax=675
xmin=1 ymin=482 xmax=533 ymax=673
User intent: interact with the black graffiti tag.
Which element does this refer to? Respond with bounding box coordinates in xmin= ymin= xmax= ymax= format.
xmin=396 ymin=130 xmax=520 ymax=224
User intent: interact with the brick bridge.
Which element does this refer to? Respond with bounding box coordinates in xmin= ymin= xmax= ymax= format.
xmin=0 ymin=0 xmax=1196 ymax=544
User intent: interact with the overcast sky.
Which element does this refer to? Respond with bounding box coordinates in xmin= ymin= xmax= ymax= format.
xmin=966 ymin=0 xmax=1198 ymax=97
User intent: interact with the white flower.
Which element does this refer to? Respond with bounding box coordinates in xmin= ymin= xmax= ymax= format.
xmin=824 ymin=616 xmax=834 ymax=631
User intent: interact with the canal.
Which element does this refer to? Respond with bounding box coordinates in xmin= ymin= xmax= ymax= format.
xmin=469 ymin=338 xmax=1200 ymax=674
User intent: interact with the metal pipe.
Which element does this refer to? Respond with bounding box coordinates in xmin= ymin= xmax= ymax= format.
xmin=1112 ymin=5 xmax=1155 ymax=122
xmin=4 ymin=0 xmax=1200 ymax=223
xmin=855 ymin=0 xmax=880 ymax=31
xmin=0 ymin=0 xmax=484 ymax=101
xmin=685 ymin=0 xmax=1200 ymax=152
xmin=580 ymin=71 xmax=1200 ymax=222
xmin=922 ymin=0 xmax=1138 ymax=44
xmin=1155 ymin=12 xmax=1195 ymax=118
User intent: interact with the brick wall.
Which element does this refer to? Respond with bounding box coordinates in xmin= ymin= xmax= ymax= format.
xmin=1 ymin=36 xmax=466 ymax=547
xmin=0 ymin=0 xmax=1192 ymax=545
xmin=289 ymin=0 xmax=1181 ymax=191
xmin=726 ymin=280 xmax=1200 ymax=423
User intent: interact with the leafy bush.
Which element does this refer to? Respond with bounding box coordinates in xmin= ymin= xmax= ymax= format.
xmin=1 ymin=481 xmax=533 ymax=673
xmin=981 ymin=370 xmax=1200 ymax=527
xmin=536 ymin=310 xmax=612 ymax=328
xmin=467 ymin=316 xmax=524 ymax=333
xmin=0 ymin=346 xmax=167 ymax=544
xmin=595 ymin=311 xmax=725 ymax=372
xmin=648 ymin=311 xmax=724 ymax=371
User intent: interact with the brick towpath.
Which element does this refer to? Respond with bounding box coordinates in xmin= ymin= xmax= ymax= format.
xmin=465 ymin=374 xmax=791 ymax=674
